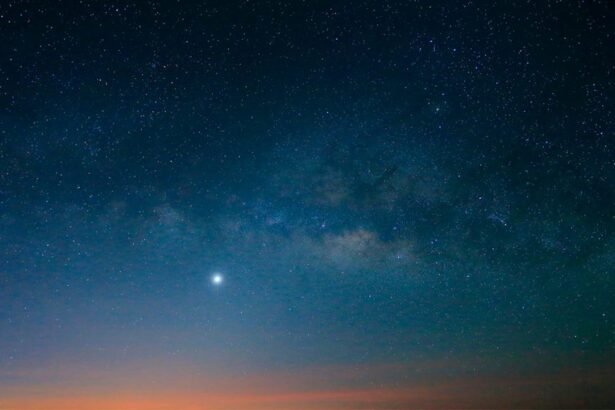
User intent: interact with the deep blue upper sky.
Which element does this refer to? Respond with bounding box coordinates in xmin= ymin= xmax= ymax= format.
xmin=0 ymin=1 xmax=613 ymax=409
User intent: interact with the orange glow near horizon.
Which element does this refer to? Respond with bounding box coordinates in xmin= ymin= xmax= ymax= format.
xmin=2 ymin=360 xmax=613 ymax=410
xmin=1 ymin=378 xmax=608 ymax=410
xmin=0 ymin=388 xmax=432 ymax=410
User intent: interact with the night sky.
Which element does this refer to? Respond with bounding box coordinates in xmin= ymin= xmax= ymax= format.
xmin=1 ymin=1 xmax=614 ymax=409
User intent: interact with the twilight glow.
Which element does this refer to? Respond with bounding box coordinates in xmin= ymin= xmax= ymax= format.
xmin=1 ymin=1 xmax=614 ymax=409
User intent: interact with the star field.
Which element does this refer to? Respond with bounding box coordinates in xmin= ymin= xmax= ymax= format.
xmin=0 ymin=1 xmax=614 ymax=409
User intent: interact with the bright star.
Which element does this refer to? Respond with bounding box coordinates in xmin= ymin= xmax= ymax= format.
xmin=211 ymin=273 xmax=224 ymax=286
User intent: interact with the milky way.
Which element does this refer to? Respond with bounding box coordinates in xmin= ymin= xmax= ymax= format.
xmin=1 ymin=1 xmax=614 ymax=409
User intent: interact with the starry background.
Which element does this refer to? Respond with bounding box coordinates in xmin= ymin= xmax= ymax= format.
xmin=0 ymin=1 xmax=614 ymax=409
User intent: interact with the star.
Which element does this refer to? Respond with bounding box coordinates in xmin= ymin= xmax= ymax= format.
xmin=211 ymin=273 xmax=224 ymax=286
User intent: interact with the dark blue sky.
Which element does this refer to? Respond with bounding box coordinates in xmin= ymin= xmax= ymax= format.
xmin=1 ymin=1 xmax=613 ymax=409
